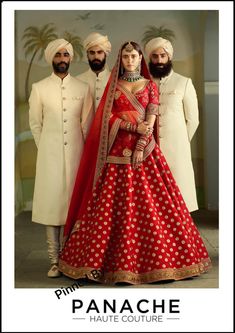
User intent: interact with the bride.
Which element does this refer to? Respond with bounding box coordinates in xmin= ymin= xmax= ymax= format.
xmin=59 ymin=41 xmax=211 ymax=285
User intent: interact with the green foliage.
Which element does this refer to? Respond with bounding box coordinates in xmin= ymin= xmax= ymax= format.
xmin=142 ymin=25 xmax=176 ymax=47
xmin=21 ymin=23 xmax=84 ymax=101
xmin=22 ymin=23 xmax=58 ymax=61
xmin=63 ymin=31 xmax=84 ymax=61
xmin=22 ymin=23 xmax=58 ymax=101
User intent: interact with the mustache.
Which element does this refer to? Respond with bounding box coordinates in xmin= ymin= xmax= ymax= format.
xmin=57 ymin=62 xmax=68 ymax=66
xmin=148 ymin=60 xmax=172 ymax=79
xmin=92 ymin=59 xmax=102 ymax=63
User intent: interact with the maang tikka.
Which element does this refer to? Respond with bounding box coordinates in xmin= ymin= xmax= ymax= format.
xmin=124 ymin=42 xmax=134 ymax=52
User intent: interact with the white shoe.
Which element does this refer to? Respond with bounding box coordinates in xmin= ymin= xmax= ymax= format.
xmin=47 ymin=264 xmax=61 ymax=278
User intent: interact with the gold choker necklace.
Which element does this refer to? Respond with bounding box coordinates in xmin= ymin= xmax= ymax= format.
xmin=120 ymin=71 xmax=143 ymax=82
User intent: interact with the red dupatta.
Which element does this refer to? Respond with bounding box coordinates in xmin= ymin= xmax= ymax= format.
xmin=63 ymin=42 xmax=159 ymax=241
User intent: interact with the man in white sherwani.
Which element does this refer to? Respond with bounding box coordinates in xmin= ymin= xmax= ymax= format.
xmin=77 ymin=32 xmax=111 ymax=110
xmin=145 ymin=37 xmax=199 ymax=212
xmin=29 ymin=39 xmax=94 ymax=277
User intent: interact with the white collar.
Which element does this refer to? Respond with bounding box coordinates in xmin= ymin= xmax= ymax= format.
xmin=50 ymin=72 xmax=71 ymax=84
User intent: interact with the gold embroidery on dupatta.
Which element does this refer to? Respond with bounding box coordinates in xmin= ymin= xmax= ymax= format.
xmin=108 ymin=118 xmax=122 ymax=153
xmin=117 ymin=83 xmax=147 ymax=120
xmin=143 ymin=137 xmax=155 ymax=160
xmin=94 ymin=53 xmax=121 ymax=186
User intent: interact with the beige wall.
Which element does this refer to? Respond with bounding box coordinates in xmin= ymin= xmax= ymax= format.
xmin=15 ymin=10 xmax=218 ymax=213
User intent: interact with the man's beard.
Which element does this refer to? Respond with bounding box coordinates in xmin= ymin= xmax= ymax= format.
xmin=89 ymin=57 xmax=106 ymax=72
xmin=52 ymin=61 xmax=70 ymax=74
xmin=149 ymin=60 xmax=173 ymax=79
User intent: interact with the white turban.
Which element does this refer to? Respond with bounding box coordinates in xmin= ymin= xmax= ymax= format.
xmin=44 ymin=38 xmax=74 ymax=65
xmin=145 ymin=37 xmax=174 ymax=60
xmin=83 ymin=32 xmax=111 ymax=55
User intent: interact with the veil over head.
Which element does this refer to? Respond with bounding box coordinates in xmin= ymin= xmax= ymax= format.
xmin=63 ymin=41 xmax=158 ymax=240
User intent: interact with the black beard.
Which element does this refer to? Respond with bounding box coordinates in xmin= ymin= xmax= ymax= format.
xmin=149 ymin=60 xmax=173 ymax=79
xmin=52 ymin=61 xmax=70 ymax=74
xmin=88 ymin=57 xmax=106 ymax=72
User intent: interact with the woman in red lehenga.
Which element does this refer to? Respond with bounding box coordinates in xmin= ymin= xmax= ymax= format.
xmin=59 ymin=41 xmax=211 ymax=285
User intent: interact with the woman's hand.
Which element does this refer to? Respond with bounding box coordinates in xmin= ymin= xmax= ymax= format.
xmin=132 ymin=150 xmax=144 ymax=169
xmin=137 ymin=121 xmax=153 ymax=135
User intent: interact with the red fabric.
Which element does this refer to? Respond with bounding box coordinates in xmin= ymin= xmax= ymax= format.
xmin=63 ymin=74 xmax=111 ymax=239
xmin=59 ymin=145 xmax=211 ymax=284
xmin=63 ymin=48 xmax=156 ymax=240
xmin=109 ymin=82 xmax=158 ymax=157
xmin=59 ymin=47 xmax=212 ymax=284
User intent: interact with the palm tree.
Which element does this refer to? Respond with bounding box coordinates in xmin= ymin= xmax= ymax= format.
xmin=63 ymin=31 xmax=84 ymax=61
xmin=142 ymin=25 xmax=176 ymax=47
xmin=22 ymin=23 xmax=58 ymax=101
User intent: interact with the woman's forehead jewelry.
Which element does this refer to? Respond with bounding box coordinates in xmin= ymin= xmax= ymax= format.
xmin=124 ymin=42 xmax=134 ymax=52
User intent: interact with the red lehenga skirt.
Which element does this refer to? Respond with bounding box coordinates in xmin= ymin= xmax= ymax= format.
xmin=59 ymin=145 xmax=211 ymax=284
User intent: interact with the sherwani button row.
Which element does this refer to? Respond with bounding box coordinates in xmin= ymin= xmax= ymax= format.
xmin=153 ymin=70 xmax=199 ymax=212
xmin=76 ymin=67 xmax=111 ymax=111
xmin=28 ymin=72 xmax=94 ymax=228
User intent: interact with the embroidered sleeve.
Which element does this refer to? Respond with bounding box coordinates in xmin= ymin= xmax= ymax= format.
xmin=110 ymin=114 xmax=137 ymax=133
xmin=146 ymin=81 xmax=159 ymax=115
xmin=147 ymin=103 xmax=158 ymax=115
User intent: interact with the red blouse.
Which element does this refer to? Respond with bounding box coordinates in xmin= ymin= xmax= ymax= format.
xmin=108 ymin=80 xmax=159 ymax=160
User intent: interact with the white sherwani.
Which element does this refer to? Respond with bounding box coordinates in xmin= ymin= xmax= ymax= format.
xmin=153 ymin=70 xmax=199 ymax=212
xmin=77 ymin=67 xmax=110 ymax=110
xmin=29 ymin=73 xmax=94 ymax=226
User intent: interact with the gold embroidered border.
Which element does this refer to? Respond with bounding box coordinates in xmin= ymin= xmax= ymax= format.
xmin=59 ymin=258 xmax=212 ymax=285
xmin=117 ymin=83 xmax=147 ymax=120
xmin=94 ymin=52 xmax=121 ymax=186
xmin=107 ymin=155 xmax=131 ymax=164
xmin=107 ymin=137 xmax=155 ymax=165
xmin=108 ymin=118 xmax=122 ymax=152
xmin=147 ymin=103 xmax=159 ymax=115
xmin=143 ymin=137 xmax=155 ymax=160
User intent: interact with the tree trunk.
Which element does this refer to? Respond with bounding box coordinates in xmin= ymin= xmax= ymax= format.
xmin=25 ymin=49 xmax=38 ymax=102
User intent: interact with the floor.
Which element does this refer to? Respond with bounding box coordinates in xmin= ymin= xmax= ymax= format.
xmin=15 ymin=209 xmax=218 ymax=288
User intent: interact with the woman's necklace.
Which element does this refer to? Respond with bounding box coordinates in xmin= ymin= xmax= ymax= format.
xmin=120 ymin=71 xmax=143 ymax=82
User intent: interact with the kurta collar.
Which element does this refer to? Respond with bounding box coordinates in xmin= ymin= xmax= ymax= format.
xmin=160 ymin=69 xmax=174 ymax=83
xmin=50 ymin=72 xmax=71 ymax=85
xmin=87 ymin=67 xmax=109 ymax=79
xmin=152 ymin=69 xmax=174 ymax=85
